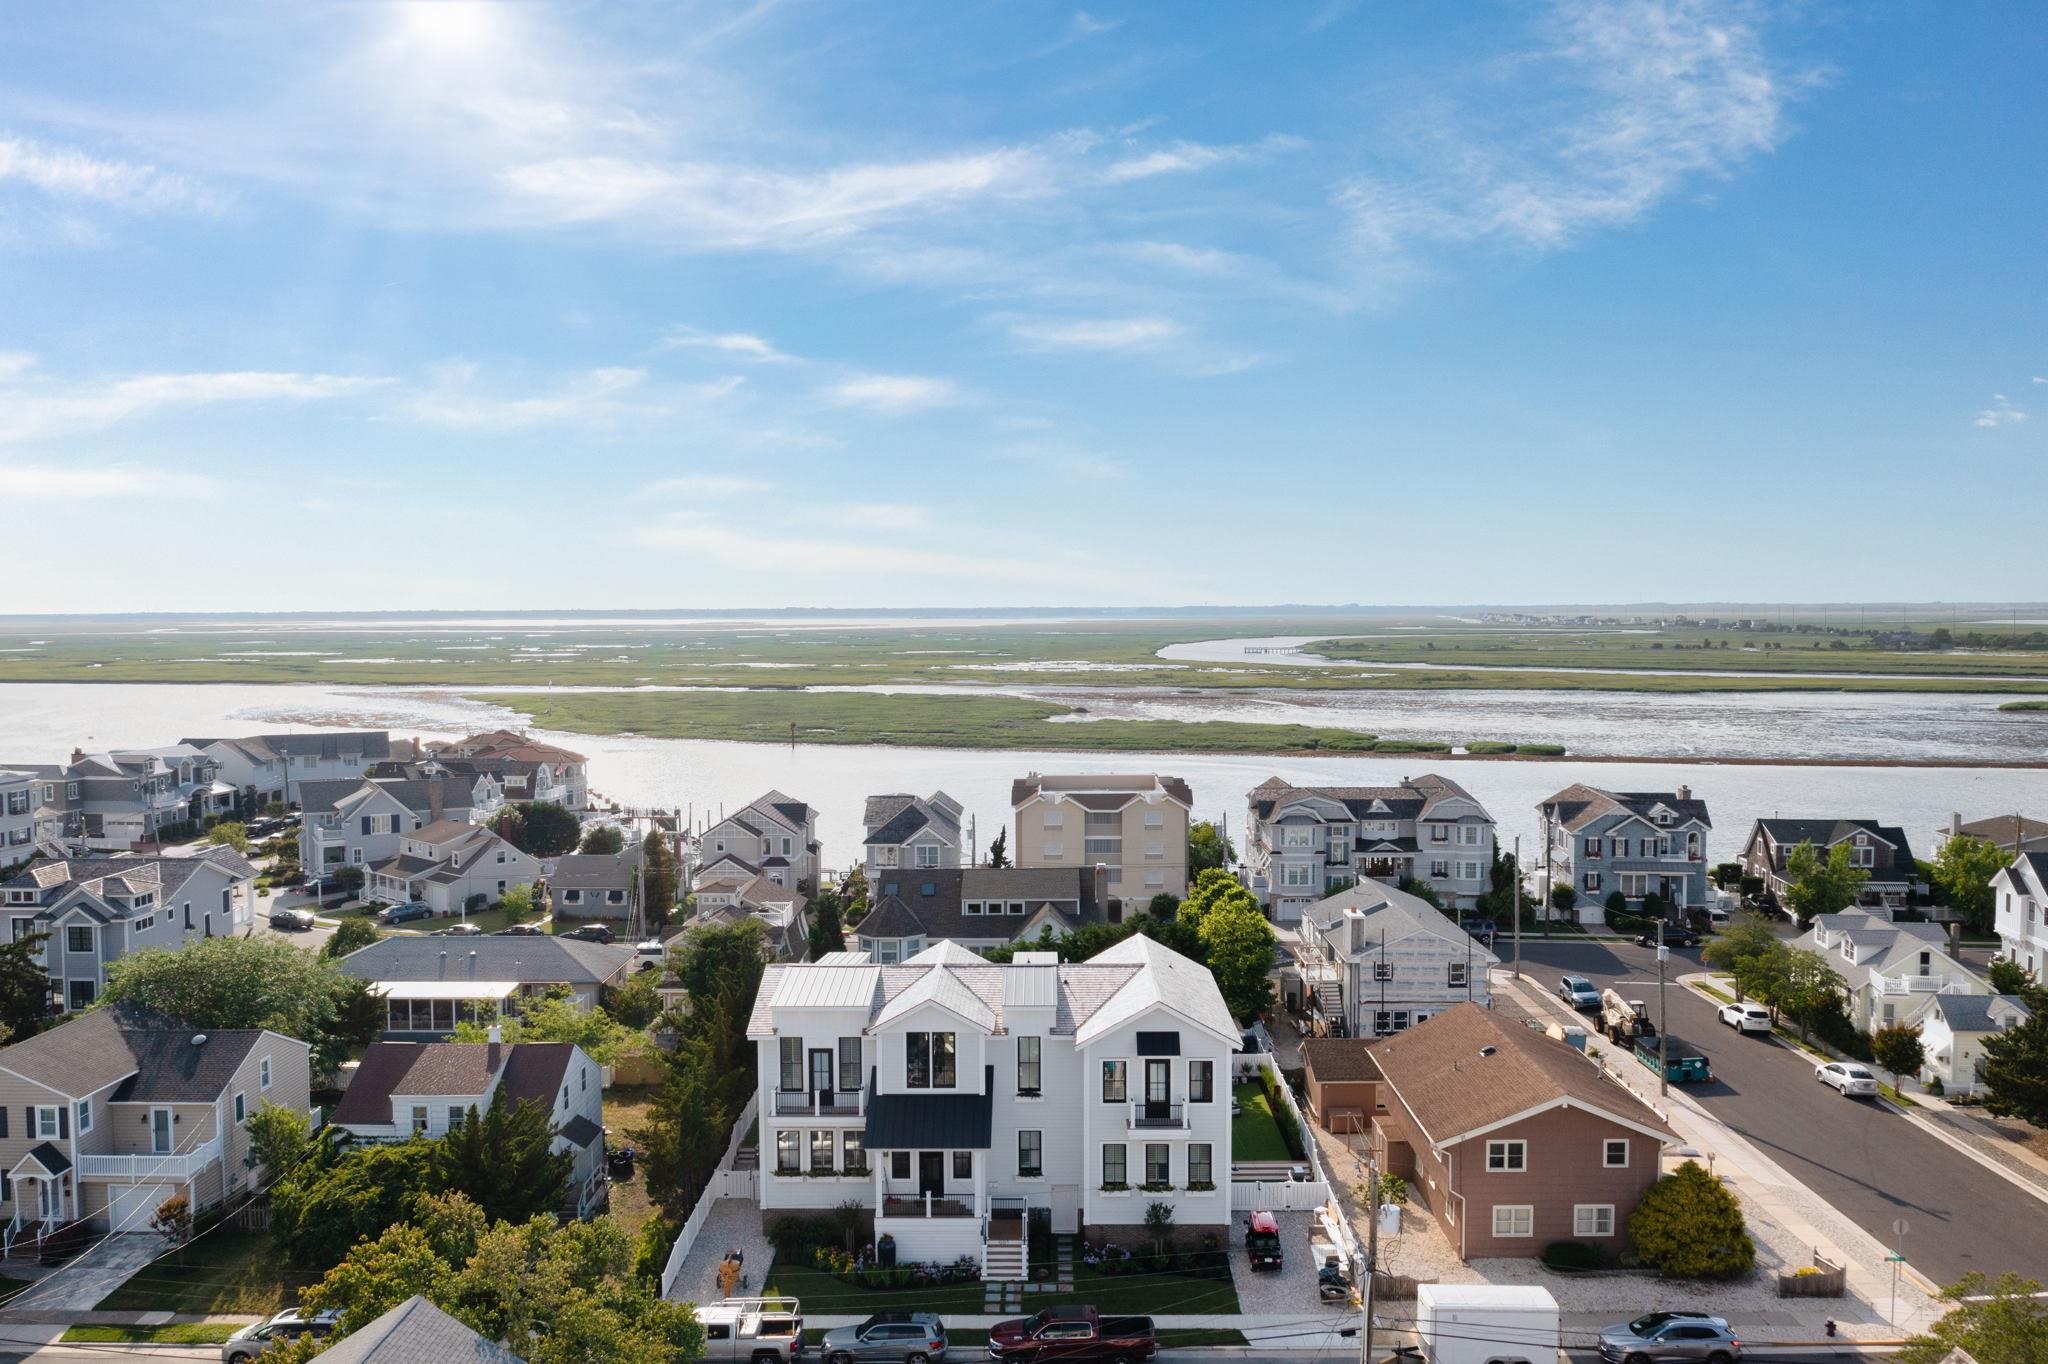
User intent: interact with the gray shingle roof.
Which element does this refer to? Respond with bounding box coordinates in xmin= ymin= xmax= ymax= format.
xmin=0 ymin=1009 xmax=135 ymax=1095
xmin=859 ymin=867 xmax=1099 ymax=941
xmin=1542 ymin=783 xmax=1711 ymax=832
xmin=1014 ymin=772 xmax=1194 ymax=809
xmin=548 ymin=846 xmax=642 ymax=892
xmin=1930 ymin=993 xmax=2031 ymax=1032
xmin=339 ymin=936 xmax=635 ymax=987
xmin=1753 ymin=818 xmax=1913 ymax=869
xmin=111 ymin=1029 xmax=267 ymax=1103
xmin=315 ymin=1295 xmax=524 ymax=1364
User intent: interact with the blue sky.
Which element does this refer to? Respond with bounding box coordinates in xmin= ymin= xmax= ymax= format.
xmin=1 ymin=1 xmax=2041 ymax=611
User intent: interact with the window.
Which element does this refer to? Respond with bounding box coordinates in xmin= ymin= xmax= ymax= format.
xmin=1145 ymin=1143 xmax=1169 ymax=1185
xmin=779 ymin=1037 xmax=802 ymax=1091
xmin=1582 ymin=872 xmax=1603 ymax=894
xmin=1102 ymin=1144 xmax=1126 ymax=1185
xmin=1042 ymin=843 xmax=1063 ymax=858
xmin=1492 ymin=1205 xmax=1534 ymax=1238
xmin=234 ymin=1093 xmax=247 ymax=1123
xmin=838 ymin=1037 xmax=862 ymax=1093
xmin=1189 ymin=1142 xmax=1212 ymax=1185
xmin=1485 ymin=1140 xmax=1527 ymax=1172
xmin=1430 ymin=860 xmax=1451 ymax=879
xmin=1043 ymin=810 xmax=1064 ymax=829
xmin=953 ymin=1150 xmax=973 ymax=1180
xmin=33 ymin=1107 xmax=58 ymax=1139
xmin=810 ymin=1130 xmax=835 ymax=1174
xmin=1574 ymin=1204 xmax=1616 ymax=1237
xmin=1448 ymin=962 xmax=1467 ymax=988
xmin=842 ymin=1131 xmax=866 ymax=1174
xmin=1145 ymin=810 xmax=1164 ymax=829
xmin=1017 ymin=1036 xmax=1041 ymax=1095
xmin=411 ymin=1105 xmax=429 ymax=1135
xmin=776 ymin=1131 xmax=800 ymax=1175
xmin=76 ymin=1100 xmax=91 ymax=1134
xmin=1008 ymin=901 xmax=1026 ymax=915
xmin=1430 ymin=824 xmax=1449 ymax=843
xmin=1145 ymin=841 xmax=1164 ymax=860
xmin=1458 ymin=861 xmax=1482 ymax=881
xmin=962 ymin=900 xmax=980 ymax=916
xmin=906 ymin=1032 xmax=955 ymax=1088
xmin=891 ymin=1151 xmax=911 ymax=1180
xmin=1603 ymin=1139 xmax=1629 ymax=1168
xmin=447 ymin=1105 xmax=466 ymax=1131
xmin=1189 ymin=1059 xmax=1214 ymax=1103
xmin=1281 ymin=826 xmax=1313 ymax=848
xmin=1282 ymin=864 xmax=1313 ymax=888
xmin=1584 ymin=837 xmax=1602 ymax=859
xmin=1372 ymin=960 xmax=1395 ymax=982
xmin=1461 ymin=825 xmax=1480 ymax=845
xmin=260 ymin=1057 xmax=272 ymax=1091
xmin=1019 ymin=1130 xmax=1043 ymax=1178
xmin=915 ymin=844 xmax=940 ymax=868
xmin=66 ymin=925 xmax=92 ymax=954
xmin=1102 ymin=1060 xmax=1127 ymax=1103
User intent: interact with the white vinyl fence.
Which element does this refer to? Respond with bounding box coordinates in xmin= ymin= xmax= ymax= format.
xmin=659 ymin=1094 xmax=758 ymax=1300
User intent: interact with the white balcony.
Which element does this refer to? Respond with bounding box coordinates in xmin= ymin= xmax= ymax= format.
xmin=1127 ymin=1100 xmax=1191 ymax=1134
xmin=1875 ymin=976 xmax=1967 ymax=996
xmin=76 ymin=1135 xmax=222 ymax=1182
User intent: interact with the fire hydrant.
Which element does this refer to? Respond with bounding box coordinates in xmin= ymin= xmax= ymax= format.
xmin=1824 ymin=1319 xmax=1837 ymax=1339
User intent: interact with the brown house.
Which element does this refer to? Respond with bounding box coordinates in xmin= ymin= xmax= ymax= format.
xmin=1301 ymin=1038 xmax=1383 ymax=1136
xmin=1739 ymin=818 xmax=1917 ymax=914
xmin=1364 ymin=1003 xmax=1676 ymax=1260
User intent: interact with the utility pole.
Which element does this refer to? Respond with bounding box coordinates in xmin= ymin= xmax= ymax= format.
xmin=1511 ymin=835 xmax=1522 ymax=980
xmin=1361 ymin=1154 xmax=1380 ymax=1364
xmin=1656 ymin=918 xmax=1669 ymax=1098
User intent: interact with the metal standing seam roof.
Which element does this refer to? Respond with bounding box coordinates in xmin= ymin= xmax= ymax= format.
xmin=746 ymin=957 xmax=1165 ymax=1040
xmin=863 ymin=1066 xmax=996 ymax=1150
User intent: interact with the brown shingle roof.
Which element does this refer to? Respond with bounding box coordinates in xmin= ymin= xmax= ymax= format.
xmin=330 ymin=1042 xmax=508 ymax=1126
xmin=1301 ymin=1037 xmax=1383 ymax=1084
xmin=1365 ymin=1003 xmax=1676 ymax=1146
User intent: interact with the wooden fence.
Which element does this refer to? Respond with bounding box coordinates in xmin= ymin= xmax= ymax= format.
xmin=1777 ymin=1253 xmax=1846 ymax=1298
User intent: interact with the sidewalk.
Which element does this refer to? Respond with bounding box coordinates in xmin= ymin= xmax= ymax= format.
xmin=1491 ymin=969 xmax=1944 ymax=1337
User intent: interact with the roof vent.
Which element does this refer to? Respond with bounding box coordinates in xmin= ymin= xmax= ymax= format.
xmin=1478 ymin=1045 xmax=1497 ymax=1058
xmin=192 ymin=1034 xmax=208 ymax=1047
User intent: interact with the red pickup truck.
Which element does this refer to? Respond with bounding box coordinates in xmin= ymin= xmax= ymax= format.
xmin=985 ymin=1306 xmax=1157 ymax=1363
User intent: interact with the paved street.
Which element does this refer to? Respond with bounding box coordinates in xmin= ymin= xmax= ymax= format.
xmin=1501 ymin=937 xmax=2048 ymax=1288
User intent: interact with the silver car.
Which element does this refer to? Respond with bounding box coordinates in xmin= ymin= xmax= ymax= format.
xmin=221 ymin=1308 xmax=339 ymax=1363
xmin=819 ymin=1311 xmax=948 ymax=1364
xmin=1598 ymin=1312 xmax=1742 ymax=1364
xmin=1817 ymin=1061 xmax=1880 ymax=1097
xmin=1559 ymin=975 xmax=1602 ymax=1011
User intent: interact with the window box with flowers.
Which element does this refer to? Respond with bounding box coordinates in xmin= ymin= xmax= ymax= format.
xmin=1140 ymin=1181 xmax=1174 ymax=1194
xmin=1184 ymin=1180 xmax=1217 ymax=1193
xmin=1098 ymin=1181 xmax=1130 ymax=1194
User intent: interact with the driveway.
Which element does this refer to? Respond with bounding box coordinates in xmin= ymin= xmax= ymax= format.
xmin=3 ymin=1234 xmax=163 ymax=1315
xmin=1506 ymin=940 xmax=2048 ymax=1287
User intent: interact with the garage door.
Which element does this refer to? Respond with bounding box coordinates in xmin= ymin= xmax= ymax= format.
xmin=107 ymin=1183 xmax=174 ymax=1232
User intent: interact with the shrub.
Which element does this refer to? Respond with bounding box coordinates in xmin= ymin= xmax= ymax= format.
xmin=1519 ymin=743 xmax=1567 ymax=756
xmin=1712 ymin=863 xmax=1743 ymax=889
xmin=1463 ymin=741 xmax=1518 ymax=755
xmin=1627 ymin=1161 xmax=1755 ymax=1279
xmin=1540 ymin=1240 xmax=1608 ymax=1272
xmin=766 ymin=1214 xmax=838 ymax=1261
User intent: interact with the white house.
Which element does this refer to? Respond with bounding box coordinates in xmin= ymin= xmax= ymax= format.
xmin=1292 ymin=881 xmax=1498 ymax=1037
xmin=1800 ymin=910 xmax=1991 ymax=1033
xmin=698 ymin=792 xmax=821 ymax=892
xmin=1245 ymin=775 xmax=1496 ymax=921
xmin=328 ymin=1038 xmax=607 ymax=1219
xmin=1992 ymin=853 xmax=2048 ymax=977
xmin=299 ymin=776 xmax=497 ymax=880
xmin=1918 ymin=993 xmax=2032 ymax=1097
xmin=182 ymin=732 xmax=392 ymax=805
xmin=364 ymin=822 xmax=541 ymax=913
xmin=746 ymin=936 xmax=1238 ymax=1281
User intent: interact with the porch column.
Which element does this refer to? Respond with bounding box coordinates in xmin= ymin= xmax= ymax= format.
xmin=872 ymin=1158 xmax=884 ymax=1218
xmin=974 ymin=1152 xmax=987 ymax=1219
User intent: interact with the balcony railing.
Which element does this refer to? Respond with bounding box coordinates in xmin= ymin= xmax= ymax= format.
xmin=76 ymin=1135 xmax=222 ymax=1182
xmin=1128 ymin=1100 xmax=1188 ymax=1131
xmin=879 ymin=1195 xmax=976 ymax=1219
xmin=1875 ymin=976 xmax=1962 ymax=996
xmin=773 ymin=1089 xmax=863 ymax=1117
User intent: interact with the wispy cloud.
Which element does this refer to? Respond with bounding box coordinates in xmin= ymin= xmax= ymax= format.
xmin=2 ymin=460 xmax=217 ymax=501
xmin=658 ymin=326 xmax=796 ymax=363
xmin=643 ymin=474 xmax=774 ymax=498
xmin=993 ymin=437 xmax=1130 ymax=481
xmin=1973 ymin=394 xmax=2028 ymax=429
xmin=0 ymin=365 xmax=389 ymax=444
xmin=1004 ymin=315 xmax=1179 ymax=352
xmin=839 ymin=501 xmax=930 ymax=531
xmin=403 ymin=364 xmax=681 ymax=430
xmin=1100 ymin=134 xmax=1303 ymax=185
xmin=0 ymin=134 xmax=218 ymax=213
xmin=1070 ymin=11 xmax=1122 ymax=39
xmin=823 ymin=373 xmax=961 ymax=414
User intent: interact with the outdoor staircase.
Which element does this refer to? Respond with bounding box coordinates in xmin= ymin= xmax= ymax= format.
xmin=982 ymin=1235 xmax=1027 ymax=1282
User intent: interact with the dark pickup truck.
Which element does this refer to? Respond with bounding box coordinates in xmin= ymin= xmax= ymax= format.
xmin=986 ymin=1306 xmax=1156 ymax=1363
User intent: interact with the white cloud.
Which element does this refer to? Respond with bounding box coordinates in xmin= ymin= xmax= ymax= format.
xmin=1100 ymin=134 xmax=1303 ymax=185
xmin=0 ymin=368 xmax=389 ymax=444
xmin=0 ymin=134 xmax=218 ymax=213
xmin=402 ymin=364 xmax=662 ymax=430
xmin=643 ymin=474 xmax=774 ymax=498
xmin=2032 ymin=376 xmax=2047 ymax=385
xmin=1070 ymin=12 xmax=1122 ymax=39
xmin=993 ymin=438 xmax=1129 ymax=481
xmin=659 ymin=327 xmax=795 ymax=363
xmin=839 ymin=502 xmax=929 ymax=531
xmin=1973 ymin=395 xmax=2028 ymax=429
xmin=1005 ymin=316 xmax=1179 ymax=352
xmin=0 ymin=352 xmax=36 ymax=379
xmin=823 ymin=373 xmax=961 ymax=413
xmin=2 ymin=460 xmax=217 ymax=501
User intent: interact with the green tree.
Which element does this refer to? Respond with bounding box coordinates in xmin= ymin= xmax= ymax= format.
xmin=99 ymin=934 xmax=369 ymax=1074
xmin=807 ymin=887 xmax=846 ymax=959
xmin=494 ymin=802 xmax=581 ymax=857
xmin=1187 ymin=821 xmax=1235 ymax=876
xmin=1399 ymin=877 xmax=1445 ymax=910
xmin=1899 ymin=1272 xmax=2048 ymax=1364
xmin=641 ymin=831 xmax=679 ymax=929
xmin=1548 ymin=883 xmax=1578 ymax=916
xmin=607 ymin=968 xmax=664 ymax=1029
xmin=638 ymin=1012 xmax=739 ymax=1225
xmin=1147 ymin=892 xmax=1181 ymax=919
xmin=668 ymin=918 xmax=767 ymax=1013
xmin=271 ymin=1136 xmax=443 ymax=1267
xmin=434 ymin=1090 xmax=572 ymax=1224
xmin=246 ymin=1101 xmax=312 ymax=1183
xmin=331 ymin=864 xmax=366 ymax=898
xmin=149 ymin=1192 xmax=193 ymax=1265
xmin=1932 ymin=835 xmax=2011 ymax=933
xmin=1178 ymin=868 xmax=1254 ymax=935
xmin=1871 ymin=1024 xmax=1926 ymax=1094
xmin=1988 ymin=957 xmax=2034 ymax=996
xmin=324 ymin=916 xmax=382 ymax=959
xmin=1783 ymin=840 xmax=1869 ymax=925
xmin=452 ymin=989 xmax=640 ymax=1066
xmin=1198 ymin=901 xmax=1276 ymax=1023
xmin=579 ymin=824 xmax=625 ymax=856
xmin=988 ymin=828 xmax=1009 ymax=868
xmin=1775 ymin=947 xmax=1846 ymax=1042
xmin=1142 ymin=1200 xmax=1175 ymax=1254
xmin=499 ymin=883 xmax=535 ymax=923
xmin=1981 ymin=1007 xmax=2048 ymax=1128
xmin=206 ymin=821 xmax=250 ymax=855
xmin=1625 ymin=1160 xmax=1755 ymax=1278
xmin=1702 ymin=914 xmax=1786 ymax=1005
xmin=0 ymin=932 xmax=51 ymax=1041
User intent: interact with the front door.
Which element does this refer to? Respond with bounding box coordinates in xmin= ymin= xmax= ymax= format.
xmin=808 ymin=1049 xmax=834 ymax=1105
xmin=917 ymin=1151 xmax=944 ymax=1199
xmin=150 ymin=1109 xmax=172 ymax=1154
xmin=1144 ymin=1060 xmax=1171 ymax=1122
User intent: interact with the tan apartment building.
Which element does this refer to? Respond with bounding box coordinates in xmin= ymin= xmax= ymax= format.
xmin=1010 ymin=773 xmax=1194 ymax=910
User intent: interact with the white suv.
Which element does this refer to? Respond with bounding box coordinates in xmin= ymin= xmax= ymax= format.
xmin=1718 ymin=1002 xmax=1773 ymax=1034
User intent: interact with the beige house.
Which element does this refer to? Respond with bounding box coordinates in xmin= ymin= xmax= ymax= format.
xmin=1010 ymin=773 xmax=1194 ymax=910
xmin=0 ymin=1008 xmax=311 ymax=1247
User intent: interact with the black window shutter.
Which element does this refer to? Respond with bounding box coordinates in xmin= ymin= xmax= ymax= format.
xmin=57 ymin=1106 xmax=68 ymax=1139
xmin=361 ymin=815 xmax=372 ymax=836
xmin=22 ymin=1107 xmax=30 ymax=1139
xmin=0 ymin=1106 xmax=8 ymax=1137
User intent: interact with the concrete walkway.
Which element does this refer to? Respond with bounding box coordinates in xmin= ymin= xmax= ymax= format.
xmin=2 ymin=1236 xmax=164 ymax=1316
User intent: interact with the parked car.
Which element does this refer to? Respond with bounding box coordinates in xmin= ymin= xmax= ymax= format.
xmin=221 ymin=1308 xmax=339 ymax=1363
xmin=1598 ymin=1312 xmax=1741 ymax=1364
xmin=562 ymin=924 xmax=615 ymax=944
xmin=496 ymin=923 xmax=545 ymax=936
xmin=1558 ymin=976 xmax=1601 ymax=1011
xmin=634 ymin=939 xmax=667 ymax=968
xmin=1635 ymin=927 xmax=1701 ymax=949
xmin=268 ymin=907 xmax=316 ymax=931
xmin=1460 ymin=915 xmax=1496 ymax=946
xmin=1718 ymin=1003 xmax=1773 ymax=1034
xmin=1244 ymin=1210 xmax=1283 ymax=1270
xmin=819 ymin=1310 xmax=948 ymax=1364
xmin=1816 ymin=1061 xmax=1880 ymax=1098
xmin=986 ymin=1306 xmax=1156 ymax=1362
xmin=696 ymin=1296 xmax=805 ymax=1363
xmin=378 ymin=901 xmax=434 ymax=925
xmin=435 ymin=922 xmax=483 ymax=936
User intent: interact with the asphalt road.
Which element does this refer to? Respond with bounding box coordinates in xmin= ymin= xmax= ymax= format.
xmin=1499 ymin=938 xmax=2048 ymax=1288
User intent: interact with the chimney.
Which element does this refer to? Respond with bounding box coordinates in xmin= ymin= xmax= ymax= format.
xmin=1677 ymin=784 xmax=1691 ymax=802
xmin=468 ymin=950 xmax=478 ymax=978
xmin=487 ymin=1022 xmax=503 ymax=1044
xmin=1950 ymin=812 xmax=1961 ymax=838
xmin=70 ymin=748 xmax=84 ymax=765
xmin=1947 ymin=921 xmax=1961 ymax=958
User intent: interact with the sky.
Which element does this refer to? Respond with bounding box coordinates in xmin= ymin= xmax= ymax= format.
xmin=1 ymin=1 xmax=2042 ymax=612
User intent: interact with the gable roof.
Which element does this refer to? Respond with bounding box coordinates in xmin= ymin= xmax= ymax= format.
xmin=1751 ymin=818 xmax=1914 ymax=870
xmin=1952 ymin=814 xmax=2048 ymax=852
xmin=338 ymin=935 xmax=634 ymax=987
xmin=1301 ymin=1037 xmax=1383 ymax=1083
xmin=1302 ymin=881 xmax=1499 ymax=965
xmin=1367 ymin=1003 xmax=1677 ymax=1148
xmin=1540 ymin=783 xmax=1711 ymax=832
xmin=863 ymin=792 xmax=962 ymax=847
xmin=1992 ymin=851 xmax=2048 ymax=898
xmin=316 ymin=1295 xmax=524 ymax=1364
xmin=1249 ymin=772 xmax=1486 ymax=824
xmin=111 ymin=1029 xmax=270 ymax=1103
xmin=1012 ymin=772 xmax=1194 ymax=810
xmin=0 ymin=1008 xmax=136 ymax=1095
xmin=1929 ymin=993 xmax=2031 ymax=1033
xmin=858 ymin=867 xmax=1100 ymax=942
xmin=331 ymin=1042 xmax=506 ymax=1125
xmin=548 ymin=845 xmax=643 ymax=892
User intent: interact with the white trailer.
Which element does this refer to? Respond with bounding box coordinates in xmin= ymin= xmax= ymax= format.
xmin=1415 ymin=1284 xmax=1561 ymax=1364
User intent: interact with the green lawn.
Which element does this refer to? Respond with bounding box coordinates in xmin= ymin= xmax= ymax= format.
xmin=1232 ymin=1082 xmax=1292 ymax=1162
xmin=94 ymin=1229 xmax=320 ymax=1316
xmin=758 ymin=1259 xmax=990 ymax=1315
xmin=1071 ymin=1263 xmax=1241 ymax=1316
xmin=64 ymin=1324 xmax=241 ymax=1345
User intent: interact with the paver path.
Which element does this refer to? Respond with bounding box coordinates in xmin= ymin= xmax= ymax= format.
xmin=2 ymin=1236 xmax=164 ymax=1315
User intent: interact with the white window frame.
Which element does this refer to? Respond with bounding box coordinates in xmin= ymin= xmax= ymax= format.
xmin=1042 ymin=810 xmax=1064 ymax=830
xmin=1042 ymin=842 xmax=1063 ymax=858
xmin=1282 ymin=863 xmax=1313 ymax=888
xmin=33 ymin=1106 xmax=59 ymax=1139
xmin=76 ymin=1099 xmax=91 ymax=1134
xmin=1574 ymin=1204 xmax=1616 ymax=1237
xmin=1492 ymin=1204 xmax=1534 ymax=1238
xmin=1485 ymin=1139 xmax=1527 ymax=1172
xmin=234 ymin=1092 xmax=247 ymax=1124
xmin=1602 ymin=1138 xmax=1629 ymax=1168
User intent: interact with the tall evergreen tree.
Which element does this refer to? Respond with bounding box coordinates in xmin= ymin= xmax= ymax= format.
xmin=434 ymin=1090 xmax=571 ymax=1224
